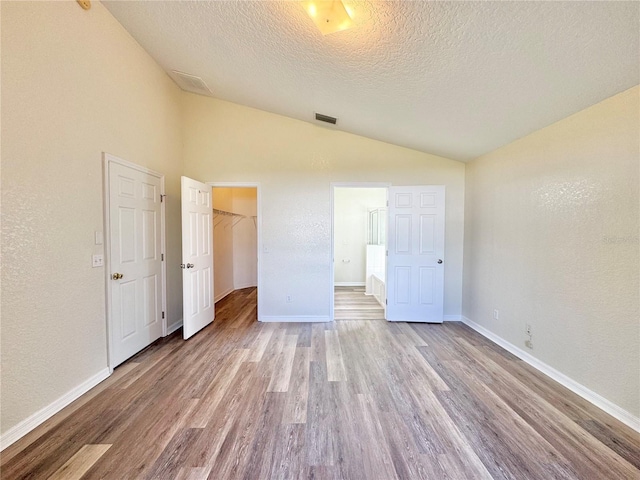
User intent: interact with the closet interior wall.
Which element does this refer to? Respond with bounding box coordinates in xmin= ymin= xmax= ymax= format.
xmin=212 ymin=187 xmax=258 ymax=302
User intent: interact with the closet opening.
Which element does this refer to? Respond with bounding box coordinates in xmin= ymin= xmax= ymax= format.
xmin=332 ymin=185 xmax=388 ymax=321
xmin=212 ymin=186 xmax=259 ymax=317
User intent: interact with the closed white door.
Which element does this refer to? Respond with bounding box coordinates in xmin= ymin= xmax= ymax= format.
xmin=181 ymin=176 xmax=214 ymax=339
xmin=386 ymin=186 xmax=445 ymax=323
xmin=108 ymin=159 xmax=164 ymax=367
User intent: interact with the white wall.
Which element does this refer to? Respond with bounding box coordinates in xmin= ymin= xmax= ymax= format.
xmin=232 ymin=188 xmax=258 ymax=290
xmin=1 ymin=1 xmax=183 ymax=436
xmin=182 ymin=94 xmax=466 ymax=321
xmin=212 ymin=188 xmax=235 ymax=301
xmin=334 ymin=188 xmax=387 ymax=285
xmin=462 ymin=86 xmax=640 ymax=419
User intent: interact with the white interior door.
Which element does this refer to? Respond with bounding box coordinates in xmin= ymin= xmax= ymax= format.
xmin=386 ymin=186 xmax=445 ymax=323
xmin=181 ymin=176 xmax=214 ymax=339
xmin=108 ymin=159 xmax=164 ymax=367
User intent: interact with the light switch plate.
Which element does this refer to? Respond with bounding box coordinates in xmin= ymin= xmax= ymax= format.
xmin=95 ymin=231 xmax=103 ymax=245
xmin=92 ymin=254 xmax=104 ymax=268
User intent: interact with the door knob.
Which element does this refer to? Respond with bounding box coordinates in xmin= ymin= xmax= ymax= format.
xmin=180 ymin=264 xmax=186 ymax=269
xmin=437 ymin=259 xmax=443 ymax=264
xmin=187 ymin=263 xmax=194 ymax=269
xmin=111 ymin=273 xmax=123 ymax=280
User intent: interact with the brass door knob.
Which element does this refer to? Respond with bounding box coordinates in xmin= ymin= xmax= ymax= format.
xmin=111 ymin=273 xmax=123 ymax=280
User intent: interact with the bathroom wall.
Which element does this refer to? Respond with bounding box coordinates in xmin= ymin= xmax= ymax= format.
xmin=334 ymin=187 xmax=387 ymax=286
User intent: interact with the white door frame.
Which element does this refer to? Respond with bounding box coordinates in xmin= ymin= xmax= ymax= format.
xmin=103 ymin=153 xmax=167 ymax=371
xmin=208 ymin=182 xmax=262 ymax=321
xmin=330 ymin=182 xmax=390 ymax=321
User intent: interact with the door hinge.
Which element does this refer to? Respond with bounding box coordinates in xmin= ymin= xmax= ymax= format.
xmin=386 ymin=200 xmax=389 ymax=207
xmin=386 ymin=299 xmax=388 ymax=305
xmin=386 ymin=250 xmax=388 ymax=256
xmin=160 ymin=194 xmax=166 ymax=203
xmin=161 ymin=253 xmax=164 ymax=261
xmin=162 ymin=311 xmax=165 ymax=319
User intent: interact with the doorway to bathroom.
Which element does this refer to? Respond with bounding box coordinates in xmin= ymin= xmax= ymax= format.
xmin=332 ymin=185 xmax=388 ymax=321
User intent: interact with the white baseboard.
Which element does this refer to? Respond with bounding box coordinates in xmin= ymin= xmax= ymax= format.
xmin=233 ymin=283 xmax=257 ymax=291
xmin=259 ymin=315 xmax=331 ymax=323
xmin=0 ymin=367 xmax=111 ymax=451
xmin=335 ymin=282 xmax=366 ymax=287
xmin=461 ymin=316 xmax=640 ymax=433
xmin=443 ymin=314 xmax=461 ymax=322
xmin=214 ymin=288 xmax=234 ymax=303
xmin=167 ymin=319 xmax=183 ymax=335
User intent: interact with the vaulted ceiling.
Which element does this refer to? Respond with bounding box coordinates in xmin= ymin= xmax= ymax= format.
xmin=103 ymin=1 xmax=639 ymax=162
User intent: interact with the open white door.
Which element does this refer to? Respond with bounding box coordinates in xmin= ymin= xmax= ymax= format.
xmin=181 ymin=176 xmax=214 ymax=339
xmin=386 ymin=186 xmax=445 ymax=323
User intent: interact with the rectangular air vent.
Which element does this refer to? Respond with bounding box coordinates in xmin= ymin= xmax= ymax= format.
xmin=170 ymin=71 xmax=212 ymax=96
xmin=315 ymin=113 xmax=337 ymax=124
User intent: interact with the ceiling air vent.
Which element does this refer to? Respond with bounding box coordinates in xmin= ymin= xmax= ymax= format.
xmin=170 ymin=71 xmax=212 ymax=96
xmin=315 ymin=113 xmax=338 ymax=125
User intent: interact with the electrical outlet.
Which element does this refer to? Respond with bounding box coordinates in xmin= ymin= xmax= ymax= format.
xmin=92 ymin=254 xmax=104 ymax=268
xmin=493 ymin=309 xmax=499 ymax=320
xmin=526 ymin=324 xmax=532 ymax=336
xmin=286 ymin=295 xmax=292 ymax=303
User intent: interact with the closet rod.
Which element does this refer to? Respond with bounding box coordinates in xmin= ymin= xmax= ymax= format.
xmin=213 ymin=207 xmax=245 ymax=218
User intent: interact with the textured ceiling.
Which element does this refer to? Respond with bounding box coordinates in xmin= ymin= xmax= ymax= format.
xmin=103 ymin=1 xmax=639 ymax=162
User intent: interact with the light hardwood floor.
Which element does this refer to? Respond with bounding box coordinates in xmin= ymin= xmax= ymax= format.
xmin=334 ymin=286 xmax=384 ymax=321
xmin=2 ymin=287 xmax=639 ymax=479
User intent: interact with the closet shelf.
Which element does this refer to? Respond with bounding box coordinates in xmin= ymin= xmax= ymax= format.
xmin=213 ymin=208 xmax=257 ymax=230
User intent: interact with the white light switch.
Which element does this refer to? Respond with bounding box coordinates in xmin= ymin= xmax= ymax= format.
xmin=95 ymin=231 xmax=103 ymax=245
xmin=92 ymin=254 xmax=104 ymax=268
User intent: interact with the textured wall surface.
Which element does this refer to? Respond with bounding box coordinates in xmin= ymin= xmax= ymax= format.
xmin=334 ymin=188 xmax=387 ymax=284
xmin=182 ymin=94 xmax=465 ymax=320
xmin=104 ymin=1 xmax=639 ymax=161
xmin=463 ymin=86 xmax=640 ymax=416
xmin=1 ymin=1 xmax=183 ymax=434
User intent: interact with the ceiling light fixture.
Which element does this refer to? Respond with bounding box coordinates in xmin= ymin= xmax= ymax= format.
xmin=301 ymin=0 xmax=353 ymax=35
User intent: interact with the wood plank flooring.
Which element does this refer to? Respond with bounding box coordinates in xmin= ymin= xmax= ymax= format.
xmin=2 ymin=287 xmax=639 ymax=479
xmin=334 ymin=286 xmax=384 ymax=320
